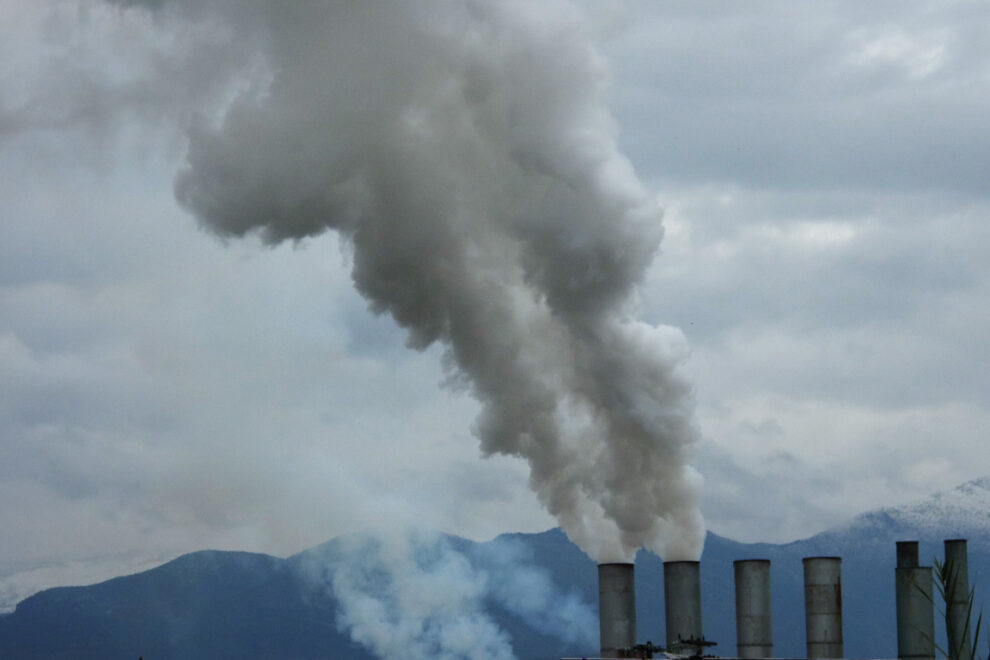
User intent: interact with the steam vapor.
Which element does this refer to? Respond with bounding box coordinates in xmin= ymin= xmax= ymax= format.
xmin=318 ymin=532 xmax=515 ymax=660
xmin=174 ymin=0 xmax=704 ymax=562
xmin=298 ymin=530 xmax=596 ymax=659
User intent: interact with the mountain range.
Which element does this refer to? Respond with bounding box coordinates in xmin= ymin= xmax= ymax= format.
xmin=3 ymin=477 xmax=990 ymax=659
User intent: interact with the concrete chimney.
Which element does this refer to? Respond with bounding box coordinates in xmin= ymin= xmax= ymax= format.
xmin=735 ymin=559 xmax=773 ymax=658
xmin=803 ymin=556 xmax=843 ymax=658
xmin=896 ymin=541 xmax=935 ymax=660
xmin=945 ymin=539 xmax=972 ymax=660
xmin=599 ymin=563 xmax=636 ymax=658
xmin=664 ymin=560 xmax=703 ymax=656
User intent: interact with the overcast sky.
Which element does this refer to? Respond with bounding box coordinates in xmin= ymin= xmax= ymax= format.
xmin=2 ymin=0 xmax=989 ymax=583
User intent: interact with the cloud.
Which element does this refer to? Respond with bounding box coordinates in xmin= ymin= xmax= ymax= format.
xmin=604 ymin=2 xmax=990 ymax=541
xmin=605 ymin=2 xmax=990 ymax=194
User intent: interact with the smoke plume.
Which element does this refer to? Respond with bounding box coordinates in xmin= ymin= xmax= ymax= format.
xmin=174 ymin=0 xmax=704 ymax=562
xmin=317 ymin=532 xmax=514 ymax=660
xmin=298 ymin=530 xmax=595 ymax=659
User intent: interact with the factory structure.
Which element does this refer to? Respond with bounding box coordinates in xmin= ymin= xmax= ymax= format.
xmin=566 ymin=539 xmax=974 ymax=660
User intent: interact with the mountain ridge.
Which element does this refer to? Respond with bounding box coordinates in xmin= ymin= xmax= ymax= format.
xmin=3 ymin=477 xmax=990 ymax=658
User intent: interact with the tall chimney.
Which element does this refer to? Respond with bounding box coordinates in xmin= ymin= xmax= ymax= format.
xmin=664 ymin=560 xmax=703 ymax=655
xmin=896 ymin=541 xmax=935 ymax=660
xmin=735 ymin=559 xmax=773 ymax=658
xmin=945 ymin=539 xmax=972 ymax=660
xmin=599 ymin=563 xmax=636 ymax=658
xmin=803 ymin=556 xmax=843 ymax=658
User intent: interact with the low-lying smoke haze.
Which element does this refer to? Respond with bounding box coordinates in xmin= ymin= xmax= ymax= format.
xmin=296 ymin=530 xmax=596 ymax=659
xmin=173 ymin=0 xmax=703 ymax=563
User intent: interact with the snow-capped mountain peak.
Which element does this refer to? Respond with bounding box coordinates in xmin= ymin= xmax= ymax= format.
xmin=827 ymin=477 xmax=990 ymax=548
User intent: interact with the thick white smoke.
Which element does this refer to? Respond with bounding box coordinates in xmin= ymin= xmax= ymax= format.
xmin=317 ymin=532 xmax=514 ymax=660
xmin=296 ymin=530 xmax=596 ymax=659
xmin=173 ymin=0 xmax=704 ymax=562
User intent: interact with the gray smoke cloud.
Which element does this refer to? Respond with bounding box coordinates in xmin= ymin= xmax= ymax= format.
xmin=173 ymin=0 xmax=703 ymax=562
xmin=319 ymin=532 xmax=515 ymax=660
xmin=298 ymin=530 xmax=596 ymax=659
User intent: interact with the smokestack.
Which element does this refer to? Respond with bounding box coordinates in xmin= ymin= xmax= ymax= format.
xmin=599 ymin=563 xmax=636 ymax=658
xmin=945 ymin=539 xmax=972 ymax=660
xmin=803 ymin=556 xmax=843 ymax=659
xmin=664 ymin=560 xmax=703 ymax=656
xmin=735 ymin=559 xmax=773 ymax=658
xmin=896 ymin=541 xmax=935 ymax=660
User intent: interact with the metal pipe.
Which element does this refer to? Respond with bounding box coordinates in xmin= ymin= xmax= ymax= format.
xmin=599 ymin=563 xmax=636 ymax=658
xmin=945 ymin=539 xmax=972 ymax=660
xmin=898 ymin=540 xmax=920 ymax=569
xmin=735 ymin=559 xmax=773 ymax=658
xmin=664 ymin=560 xmax=703 ymax=656
xmin=803 ymin=556 xmax=843 ymax=658
xmin=896 ymin=541 xmax=935 ymax=660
